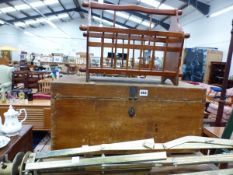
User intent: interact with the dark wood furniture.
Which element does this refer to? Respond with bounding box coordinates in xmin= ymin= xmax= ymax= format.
xmin=208 ymin=62 xmax=233 ymax=88
xmin=80 ymin=2 xmax=189 ymax=85
xmin=208 ymin=62 xmax=226 ymax=86
xmin=12 ymin=70 xmax=28 ymax=88
xmin=214 ymin=21 xmax=233 ymax=126
xmin=12 ymin=70 xmax=49 ymax=89
xmin=51 ymin=76 xmax=205 ymax=150
xmin=0 ymin=100 xmax=51 ymax=131
xmin=0 ymin=125 xmax=32 ymax=161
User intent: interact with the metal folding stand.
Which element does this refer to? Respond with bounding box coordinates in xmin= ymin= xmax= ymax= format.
xmin=2 ymin=136 xmax=233 ymax=174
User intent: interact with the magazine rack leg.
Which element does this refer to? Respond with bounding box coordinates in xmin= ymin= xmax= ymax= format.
xmin=161 ymin=76 xmax=179 ymax=85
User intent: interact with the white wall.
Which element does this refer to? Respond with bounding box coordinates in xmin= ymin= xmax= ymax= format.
xmin=180 ymin=0 xmax=233 ymax=74
xmin=20 ymin=18 xmax=88 ymax=55
xmin=0 ymin=18 xmax=89 ymax=60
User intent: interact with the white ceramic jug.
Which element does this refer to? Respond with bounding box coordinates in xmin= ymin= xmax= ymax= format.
xmin=0 ymin=105 xmax=27 ymax=136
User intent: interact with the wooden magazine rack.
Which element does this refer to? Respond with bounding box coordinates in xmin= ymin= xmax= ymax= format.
xmin=80 ymin=1 xmax=190 ymax=85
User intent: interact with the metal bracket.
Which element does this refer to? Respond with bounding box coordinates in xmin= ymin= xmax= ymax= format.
xmin=128 ymin=87 xmax=138 ymax=117
xmin=129 ymin=86 xmax=138 ymax=100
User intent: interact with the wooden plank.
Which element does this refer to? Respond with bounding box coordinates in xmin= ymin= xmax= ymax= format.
xmin=26 ymin=152 xmax=167 ymax=171
xmin=37 ymin=138 xmax=155 ymax=159
xmin=163 ymin=136 xmax=233 ymax=149
xmin=173 ymin=168 xmax=233 ymax=175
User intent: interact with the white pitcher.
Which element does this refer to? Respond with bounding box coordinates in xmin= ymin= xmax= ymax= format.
xmin=0 ymin=105 xmax=27 ymax=136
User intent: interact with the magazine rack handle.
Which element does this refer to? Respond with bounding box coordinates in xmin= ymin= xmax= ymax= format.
xmin=82 ymin=1 xmax=182 ymax=16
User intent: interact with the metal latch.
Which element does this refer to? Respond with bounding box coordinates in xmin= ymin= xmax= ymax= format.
xmin=128 ymin=86 xmax=138 ymax=117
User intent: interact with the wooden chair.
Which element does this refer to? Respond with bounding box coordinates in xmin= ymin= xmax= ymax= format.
xmin=80 ymin=1 xmax=189 ymax=85
xmin=38 ymin=78 xmax=52 ymax=94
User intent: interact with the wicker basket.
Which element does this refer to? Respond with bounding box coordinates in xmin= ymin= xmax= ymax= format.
xmin=38 ymin=78 xmax=52 ymax=94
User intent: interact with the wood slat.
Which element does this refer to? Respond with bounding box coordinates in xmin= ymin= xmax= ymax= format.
xmin=100 ymin=32 xmax=104 ymax=68
xmin=139 ymin=35 xmax=144 ymax=70
xmin=89 ymin=42 xmax=182 ymax=52
xmin=126 ymin=34 xmax=130 ymax=69
xmin=114 ymin=33 xmax=118 ymax=68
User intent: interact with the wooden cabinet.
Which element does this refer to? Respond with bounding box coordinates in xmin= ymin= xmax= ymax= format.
xmin=208 ymin=62 xmax=226 ymax=86
xmin=51 ymin=76 xmax=206 ymax=150
xmin=208 ymin=62 xmax=233 ymax=88
xmin=0 ymin=100 xmax=51 ymax=131
xmin=12 ymin=71 xmax=49 ymax=89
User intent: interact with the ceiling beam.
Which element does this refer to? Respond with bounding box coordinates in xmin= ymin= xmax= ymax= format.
xmin=58 ymin=0 xmax=73 ymax=20
xmin=7 ymin=8 xmax=78 ymax=23
xmin=129 ymin=1 xmax=141 ymax=29
xmin=6 ymin=2 xmax=37 ymax=28
xmin=80 ymin=9 xmax=133 ymax=29
xmin=0 ymin=1 xmax=37 ymax=28
xmin=3 ymin=7 xmax=132 ymax=29
xmin=0 ymin=0 xmax=15 ymax=3
xmin=158 ymin=0 xmax=167 ymax=7
xmin=73 ymin=0 xmax=85 ymax=18
xmin=153 ymin=2 xmax=188 ymax=29
xmin=104 ymin=0 xmax=170 ymax=30
xmin=179 ymin=0 xmax=210 ymax=15
xmin=39 ymin=0 xmax=64 ymax=22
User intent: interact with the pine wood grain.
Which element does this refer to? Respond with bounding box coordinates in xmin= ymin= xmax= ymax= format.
xmin=51 ymin=77 xmax=205 ymax=150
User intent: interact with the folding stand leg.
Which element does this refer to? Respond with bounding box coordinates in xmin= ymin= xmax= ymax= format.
xmin=215 ymin=110 xmax=233 ymax=168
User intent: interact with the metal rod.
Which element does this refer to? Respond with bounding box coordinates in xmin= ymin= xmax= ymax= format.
xmin=215 ymin=20 xmax=233 ymax=126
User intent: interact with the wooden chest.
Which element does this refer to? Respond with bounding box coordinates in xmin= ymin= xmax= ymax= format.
xmin=51 ymin=76 xmax=206 ymax=150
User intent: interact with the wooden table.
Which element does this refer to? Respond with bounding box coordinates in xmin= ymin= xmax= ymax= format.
xmin=0 ymin=125 xmax=33 ymax=161
xmin=0 ymin=99 xmax=51 ymax=131
xmin=203 ymin=127 xmax=233 ymax=139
